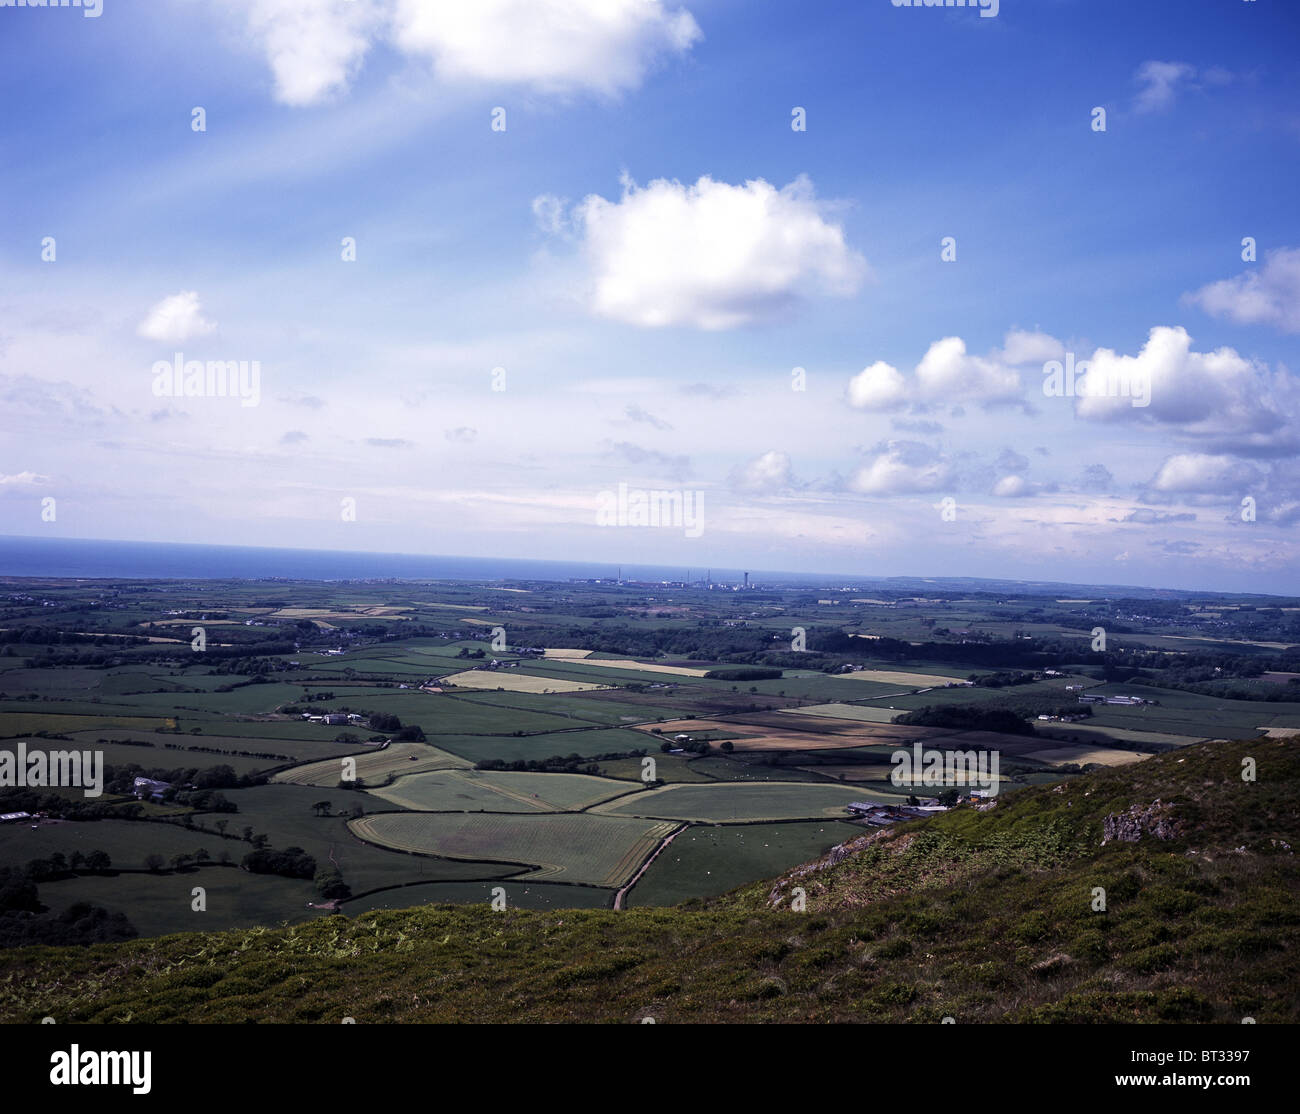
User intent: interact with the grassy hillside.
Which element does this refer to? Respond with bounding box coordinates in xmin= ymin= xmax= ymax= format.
xmin=1 ymin=738 xmax=1294 ymax=1024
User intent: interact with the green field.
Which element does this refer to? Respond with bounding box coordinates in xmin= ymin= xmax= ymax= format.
xmin=35 ymin=867 xmax=319 ymax=937
xmin=590 ymin=781 xmax=880 ymax=822
xmin=273 ymin=743 xmax=471 ymax=787
xmin=365 ymin=769 xmax=637 ymax=813
xmin=349 ymin=811 xmax=678 ymax=886
xmin=625 ymin=819 xmax=863 ymax=907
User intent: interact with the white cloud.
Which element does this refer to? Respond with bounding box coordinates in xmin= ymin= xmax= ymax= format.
xmin=731 ymin=450 xmax=795 ymax=493
xmin=392 ymin=0 xmax=701 ymax=97
xmin=1134 ymin=61 xmax=1196 ymax=113
xmin=915 ymin=336 xmax=1022 ymax=404
xmin=238 ymin=0 xmax=385 ymax=107
xmin=137 ymin=291 xmax=217 ymax=343
xmin=991 ymin=474 xmax=1029 ymax=498
xmin=849 ymin=330 xmax=1037 ymax=412
xmin=571 ymin=174 xmax=867 ymax=329
xmin=1148 ymin=453 xmax=1258 ymax=495
xmin=849 ymin=441 xmax=950 ymax=496
xmin=997 ymin=329 xmax=1065 ymax=367
xmin=847 ymin=361 xmax=908 ymax=411
xmin=1185 ymin=247 xmax=1300 ymax=333
xmin=0 ymin=471 xmax=51 ymax=486
xmin=1073 ymin=326 xmax=1296 ymax=452
xmin=231 ymin=0 xmax=701 ymax=106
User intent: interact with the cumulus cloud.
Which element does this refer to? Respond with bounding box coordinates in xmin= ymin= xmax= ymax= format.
xmin=444 ymin=426 xmax=477 ymax=443
xmin=848 ymin=329 xmax=1046 ymax=412
xmin=731 ymin=450 xmax=795 ymax=493
xmin=991 ymin=474 xmax=1029 ymax=498
xmin=847 ymin=361 xmax=908 ymax=411
xmin=0 ymin=471 xmax=51 ymax=486
xmin=848 ymin=441 xmax=951 ymax=496
xmin=233 ymin=0 xmax=702 ymax=106
xmin=236 ymin=0 xmax=383 ymax=107
xmin=1134 ymin=61 xmax=1196 ymax=113
xmin=392 ymin=0 xmax=701 ymax=97
xmin=567 ymin=174 xmax=866 ymax=329
xmin=280 ymin=430 xmax=309 ymax=445
xmin=1072 ymin=326 xmax=1297 ymax=454
xmin=1185 ymin=247 xmax=1300 ymax=333
xmin=1147 ymin=453 xmax=1261 ymax=495
xmin=137 ymin=291 xmax=216 ymax=343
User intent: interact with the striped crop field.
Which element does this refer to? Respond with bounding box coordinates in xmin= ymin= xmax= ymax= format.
xmin=348 ymin=812 xmax=679 ymax=886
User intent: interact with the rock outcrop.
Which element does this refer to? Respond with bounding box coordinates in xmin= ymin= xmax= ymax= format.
xmin=1101 ymin=798 xmax=1183 ymax=845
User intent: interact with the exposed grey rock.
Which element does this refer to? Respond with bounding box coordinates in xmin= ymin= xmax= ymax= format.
xmin=1101 ymin=798 xmax=1182 ymax=845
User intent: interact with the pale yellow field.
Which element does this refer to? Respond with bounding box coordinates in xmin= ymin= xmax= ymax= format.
xmin=1022 ymin=746 xmax=1149 ymax=767
xmin=560 ymin=658 xmax=713 ymax=677
xmin=440 ymin=670 xmax=611 ymax=694
xmin=780 ymin=703 xmax=900 ymax=724
xmin=544 ymin=648 xmax=594 ymax=659
xmin=459 ymin=618 xmax=496 ymax=626
xmin=833 ymin=669 xmax=969 ymax=687
xmin=1259 ymin=726 xmax=1300 ymax=739
xmin=272 ymin=743 xmax=470 ymax=787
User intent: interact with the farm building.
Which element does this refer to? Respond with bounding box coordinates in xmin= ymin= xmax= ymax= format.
xmin=133 ymin=777 xmax=171 ymax=802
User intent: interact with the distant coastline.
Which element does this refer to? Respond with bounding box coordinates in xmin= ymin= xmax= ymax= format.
xmin=0 ymin=535 xmax=1278 ymax=599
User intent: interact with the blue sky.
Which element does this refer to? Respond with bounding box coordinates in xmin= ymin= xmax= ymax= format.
xmin=1 ymin=0 xmax=1298 ymax=591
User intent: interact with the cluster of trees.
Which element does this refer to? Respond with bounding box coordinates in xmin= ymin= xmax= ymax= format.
xmin=241 ymin=846 xmax=316 ymax=879
xmin=659 ymin=737 xmax=717 ymax=755
xmin=968 ymin=670 xmax=1039 ymax=688
xmin=893 ymin=705 xmax=1037 ymax=736
xmin=314 ymin=866 xmax=350 ymax=901
xmin=21 ymin=851 xmax=112 ymax=880
xmin=0 ymin=870 xmax=136 ymax=948
xmin=0 ymin=787 xmax=143 ymax=822
xmin=703 ymin=667 xmax=782 ymax=681
xmin=0 ymin=627 xmax=148 ymax=647
xmin=474 ymin=747 xmax=648 ymax=774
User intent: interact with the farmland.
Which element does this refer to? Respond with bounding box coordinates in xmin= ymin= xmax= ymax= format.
xmin=348 ymin=812 xmax=680 ymax=886
xmin=1 ymin=572 xmax=1297 ymax=945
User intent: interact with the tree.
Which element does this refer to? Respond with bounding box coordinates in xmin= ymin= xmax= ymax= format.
xmin=720 ymin=740 xmax=734 ymax=754
xmin=194 ymin=848 xmax=211 ymax=864
xmin=311 ymin=801 xmax=332 ymax=817
xmin=84 ymin=850 xmax=111 ymax=872
xmin=251 ymin=833 xmax=269 ymax=850
xmin=215 ymin=819 xmax=228 ymax=837
xmin=241 ymin=826 xmax=253 ymax=842
xmin=144 ymin=854 xmax=166 ymax=873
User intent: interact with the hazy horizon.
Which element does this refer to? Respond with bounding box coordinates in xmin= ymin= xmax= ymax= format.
xmin=1 ymin=532 xmax=1295 ymax=599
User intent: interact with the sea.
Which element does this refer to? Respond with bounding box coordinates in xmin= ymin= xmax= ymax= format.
xmin=0 ymin=535 xmax=847 ymax=587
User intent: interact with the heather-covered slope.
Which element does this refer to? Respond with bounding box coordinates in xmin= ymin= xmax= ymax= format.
xmin=2 ymin=738 xmax=1295 ymax=1024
